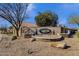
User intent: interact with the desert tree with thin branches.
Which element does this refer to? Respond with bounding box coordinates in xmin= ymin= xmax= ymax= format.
xmin=69 ymin=15 xmax=79 ymax=26
xmin=0 ymin=3 xmax=29 ymax=36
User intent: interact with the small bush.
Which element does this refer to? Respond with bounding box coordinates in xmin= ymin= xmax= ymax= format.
xmin=60 ymin=33 xmax=68 ymax=37
xmin=12 ymin=36 xmax=17 ymax=41
xmin=24 ymin=34 xmax=31 ymax=38
xmin=75 ymin=32 xmax=79 ymax=38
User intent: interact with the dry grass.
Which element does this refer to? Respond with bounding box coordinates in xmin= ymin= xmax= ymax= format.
xmin=0 ymin=34 xmax=79 ymax=56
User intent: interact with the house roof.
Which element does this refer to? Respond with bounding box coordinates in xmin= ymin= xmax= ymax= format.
xmin=21 ymin=22 xmax=37 ymax=28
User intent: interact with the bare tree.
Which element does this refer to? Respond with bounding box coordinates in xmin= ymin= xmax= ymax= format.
xmin=0 ymin=3 xmax=29 ymax=36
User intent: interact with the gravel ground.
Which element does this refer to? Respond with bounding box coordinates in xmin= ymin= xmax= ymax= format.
xmin=0 ymin=34 xmax=79 ymax=56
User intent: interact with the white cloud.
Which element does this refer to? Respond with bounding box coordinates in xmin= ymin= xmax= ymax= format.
xmin=26 ymin=4 xmax=36 ymax=13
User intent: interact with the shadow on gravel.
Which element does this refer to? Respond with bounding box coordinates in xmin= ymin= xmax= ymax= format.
xmin=63 ymin=46 xmax=71 ymax=49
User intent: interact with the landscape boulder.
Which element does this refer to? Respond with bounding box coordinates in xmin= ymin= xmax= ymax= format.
xmin=50 ymin=42 xmax=67 ymax=49
xmin=24 ymin=34 xmax=32 ymax=38
xmin=12 ymin=36 xmax=17 ymax=41
xmin=30 ymin=38 xmax=36 ymax=42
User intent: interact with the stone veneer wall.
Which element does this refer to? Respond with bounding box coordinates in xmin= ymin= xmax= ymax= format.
xmin=30 ymin=27 xmax=62 ymax=35
xmin=50 ymin=27 xmax=62 ymax=35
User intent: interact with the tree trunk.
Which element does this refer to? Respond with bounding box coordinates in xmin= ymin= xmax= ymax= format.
xmin=16 ymin=29 xmax=19 ymax=37
xmin=15 ymin=28 xmax=22 ymax=37
xmin=13 ymin=27 xmax=21 ymax=37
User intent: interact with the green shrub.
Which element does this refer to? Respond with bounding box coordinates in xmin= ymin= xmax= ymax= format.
xmin=60 ymin=33 xmax=68 ymax=37
xmin=35 ymin=11 xmax=58 ymax=27
xmin=75 ymin=32 xmax=79 ymax=38
xmin=24 ymin=34 xmax=31 ymax=38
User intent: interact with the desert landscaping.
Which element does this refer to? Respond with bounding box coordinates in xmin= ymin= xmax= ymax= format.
xmin=0 ymin=33 xmax=78 ymax=56
xmin=0 ymin=3 xmax=79 ymax=56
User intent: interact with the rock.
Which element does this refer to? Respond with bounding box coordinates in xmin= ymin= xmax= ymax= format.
xmin=24 ymin=34 xmax=31 ymax=38
xmin=4 ymin=42 xmax=11 ymax=48
xmin=56 ymin=42 xmax=67 ymax=49
xmin=30 ymin=38 xmax=36 ymax=42
xmin=27 ymin=49 xmax=33 ymax=54
xmin=12 ymin=36 xmax=17 ymax=41
xmin=50 ymin=42 xmax=67 ymax=49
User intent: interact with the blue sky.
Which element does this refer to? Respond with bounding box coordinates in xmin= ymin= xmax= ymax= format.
xmin=0 ymin=3 xmax=79 ymax=28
